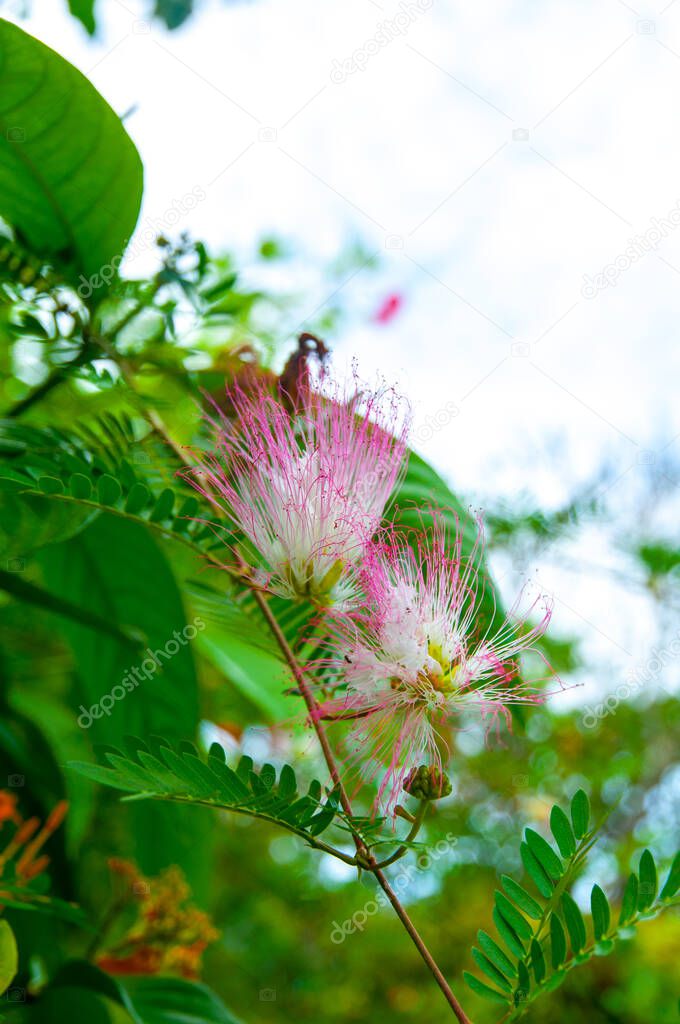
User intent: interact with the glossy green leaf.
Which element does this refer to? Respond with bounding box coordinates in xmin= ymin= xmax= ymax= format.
xmin=516 ymin=960 xmax=531 ymax=1004
xmin=570 ymin=789 xmax=590 ymax=839
xmin=150 ymin=487 xmax=176 ymax=522
xmin=550 ymin=912 xmax=566 ymax=968
xmin=520 ymin=841 xmax=554 ymax=898
xmin=550 ymin=804 xmax=576 ymax=858
xmin=501 ymin=875 xmax=543 ymax=919
xmin=477 ymin=930 xmax=517 ymax=978
xmin=638 ymin=849 xmax=657 ymax=910
xmin=38 ymin=475 xmax=65 ymax=495
xmin=0 ymin=567 xmax=141 ymax=647
xmin=619 ymin=873 xmax=639 ymax=925
xmin=660 ymin=852 xmax=680 ymax=900
xmin=590 ymin=884 xmax=610 ymax=940
xmin=494 ymin=891 xmax=533 ymax=941
xmin=70 ymin=473 xmax=92 ymax=500
xmin=124 ymin=482 xmax=151 ymax=514
xmin=0 ymin=920 xmax=18 ymax=996
xmin=120 ymin=975 xmax=242 ymax=1024
xmin=0 ymin=19 xmax=142 ymax=282
xmin=39 ymin=516 xmax=205 ymax=887
xmin=530 ymin=938 xmax=545 ymax=984
xmin=463 ymin=971 xmax=509 ymax=1005
xmin=561 ymin=892 xmax=587 ymax=953
xmin=98 ymin=474 xmax=122 ymax=505
xmin=493 ymin=906 xmax=526 ymax=959
xmin=471 ymin=949 xmax=513 ymax=992
xmin=525 ymin=828 xmax=563 ymax=880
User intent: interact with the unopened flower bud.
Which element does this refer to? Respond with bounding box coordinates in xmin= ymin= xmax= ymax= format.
xmin=403 ymin=765 xmax=452 ymax=801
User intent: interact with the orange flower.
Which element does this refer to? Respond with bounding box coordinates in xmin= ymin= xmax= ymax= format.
xmin=0 ymin=791 xmax=18 ymax=825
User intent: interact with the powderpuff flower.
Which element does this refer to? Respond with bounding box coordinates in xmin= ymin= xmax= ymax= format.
xmin=316 ymin=515 xmax=556 ymax=814
xmin=182 ymin=371 xmax=410 ymax=605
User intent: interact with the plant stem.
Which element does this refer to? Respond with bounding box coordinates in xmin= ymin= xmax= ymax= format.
xmin=372 ymin=865 xmax=473 ymax=1024
xmin=372 ymin=800 xmax=428 ymax=869
xmin=244 ymin=580 xmax=472 ymax=1024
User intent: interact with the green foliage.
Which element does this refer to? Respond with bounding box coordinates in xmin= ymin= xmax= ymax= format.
xmin=0 ymin=919 xmax=18 ymax=995
xmin=153 ymin=0 xmax=195 ymax=30
xmin=0 ymin=418 xmax=221 ymax=555
xmin=0 ymin=20 xmax=142 ymax=285
xmin=67 ymin=0 xmax=96 ymax=35
xmin=14 ymin=960 xmax=242 ymax=1023
xmin=70 ymin=736 xmax=371 ymax=851
xmin=464 ymin=790 xmax=680 ymax=1018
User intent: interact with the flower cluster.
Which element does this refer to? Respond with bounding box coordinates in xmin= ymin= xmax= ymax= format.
xmin=0 ymin=792 xmax=69 ymax=895
xmin=184 ymin=370 xmax=410 ymax=605
xmin=188 ymin=367 xmax=556 ymax=815
xmin=96 ymin=860 xmax=218 ymax=979
xmin=316 ymin=517 xmax=555 ymax=814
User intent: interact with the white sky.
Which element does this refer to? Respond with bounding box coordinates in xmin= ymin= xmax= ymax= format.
xmin=11 ymin=0 xmax=680 ymax=707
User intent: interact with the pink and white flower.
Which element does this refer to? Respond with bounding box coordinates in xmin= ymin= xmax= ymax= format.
xmin=316 ymin=514 xmax=556 ymax=814
xmin=182 ymin=371 xmax=410 ymax=604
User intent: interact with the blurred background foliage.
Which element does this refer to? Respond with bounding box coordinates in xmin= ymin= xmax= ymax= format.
xmin=0 ymin=12 xmax=678 ymax=1024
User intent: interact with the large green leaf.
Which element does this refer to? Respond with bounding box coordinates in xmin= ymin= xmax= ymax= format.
xmin=0 ymin=919 xmax=18 ymax=996
xmin=47 ymin=963 xmax=241 ymax=1024
xmin=38 ymin=515 xmax=207 ymax=885
xmin=0 ymin=19 xmax=142 ymax=282
xmin=120 ymin=976 xmax=242 ymax=1024
xmin=39 ymin=516 xmax=199 ymax=745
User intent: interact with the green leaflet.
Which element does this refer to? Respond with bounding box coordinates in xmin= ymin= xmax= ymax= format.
xmin=530 ymin=938 xmax=546 ymax=984
xmin=463 ymin=971 xmax=509 ymax=1005
xmin=470 ymin=949 xmax=513 ymax=992
xmin=561 ymin=892 xmax=586 ymax=953
xmin=660 ymin=852 xmax=680 ymax=900
xmin=525 ymin=827 xmax=563 ymax=880
xmin=619 ymin=873 xmax=639 ymax=925
xmin=590 ymin=884 xmax=610 ymax=940
xmin=494 ymin=891 xmax=533 ymax=941
xmin=570 ymin=789 xmax=590 ymax=839
xmin=501 ymin=875 xmax=543 ymax=919
xmin=477 ymin=930 xmax=518 ymax=978
xmin=69 ymin=737 xmax=382 ymax=851
xmin=638 ymin=849 xmax=657 ymax=910
xmin=493 ymin=906 xmax=526 ymax=959
xmin=549 ymin=913 xmax=566 ymax=969
xmin=549 ymin=805 xmax=576 ymax=858
xmin=520 ymin=841 xmax=554 ymax=898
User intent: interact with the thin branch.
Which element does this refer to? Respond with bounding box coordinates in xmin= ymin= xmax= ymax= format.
xmin=372 ymin=800 xmax=428 ymax=869
xmin=236 ymin=576 xmax=472 ymax=1021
